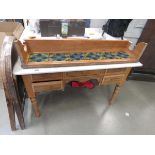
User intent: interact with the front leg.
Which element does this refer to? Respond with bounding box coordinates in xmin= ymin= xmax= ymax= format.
xmin=22 ymin=75 xmax=40 ymax=117
xmin=109 ymin=84 xmax=121 ymax=105
xmin=109 ymin=68 xmax=131 ymax=105
xmin=30 ymin=97 xmax=40 ymax=117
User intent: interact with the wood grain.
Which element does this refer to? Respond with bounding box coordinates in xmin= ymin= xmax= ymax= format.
xmin=14 ymin=40 xmax=28 ymax=63
xmin=15 ymin=39 xmax=146 ymax=118
xmin=32 ymin=80 xmax=64 ymax=92
xmin=132 ymin=42 xmax=147 ymax=60
xmin=23 ymin=68 xmax=131 ymax=116
xmin=14 ymin=39 xmax=147 ymax=68
xmin=101 ymin=74 xmax=125 ymax=85
xmin=25 ymin=39 xmax=131 ymax=53
xmin=0 ymin=36 xmax=25 ymax=130
xmin=32 ymin=73 xmax=63 ymax=82
xmin=105 ymin=68 xmax=127 ymax=75
xmin=22 ymin=75 xmax=40 ymax=117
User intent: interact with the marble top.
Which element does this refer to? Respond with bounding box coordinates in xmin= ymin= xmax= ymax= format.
xmin=13 ymin=58 xmax=142 ymax=75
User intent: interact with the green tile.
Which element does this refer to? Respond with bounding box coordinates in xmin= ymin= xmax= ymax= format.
xmin=28 ymin=51 xmax=130 ymax=62
xmin=29 ymin=53 xmax=49 ymax=62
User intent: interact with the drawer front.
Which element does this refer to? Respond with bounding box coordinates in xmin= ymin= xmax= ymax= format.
xmin=102 ymin=74 xmax=125 ymax=85
xmin=31 ymin=73 xmax=63 ymax=82
xmin=66 ymin=70 xmax=101 ymax=77
xmin=32 ymin=81 xmax=63 ymax=92
xmin=105 ymin=68 xmax=127 ymax=75
xmin=65 ymin=76 xmax=100 ymax=83
xmin=100 ymin=70 xmax=106 ymax=75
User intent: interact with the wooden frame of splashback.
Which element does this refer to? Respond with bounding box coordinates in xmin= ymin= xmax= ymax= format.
xmin=14 ymin=39 xmax=147 ymax=68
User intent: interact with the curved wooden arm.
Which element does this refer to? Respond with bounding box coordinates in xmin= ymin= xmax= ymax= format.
xmin=0 ymin=36 xmax=25 ymax=130
xmin=133 ymin=42 xmax=148 ymax=60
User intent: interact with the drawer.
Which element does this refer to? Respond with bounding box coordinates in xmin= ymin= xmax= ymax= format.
xmin=105 ymin=68 xmax=127 ymax=75
xmin=102 ymin=74 xmax=125 ymax=85
xmin=100 ymin=70 xmax=106 ymax=75
xmin=32 ymin=80 xmax=63 ymax=93
xmin=65 ymin=76 xmax=100 ymax=83
xmin=66 ymin=70 xmax=100 ymax=77
xmin=31 ymin=73 xmax=63 ymax=82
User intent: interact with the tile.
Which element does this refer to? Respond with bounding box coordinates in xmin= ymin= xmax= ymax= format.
xmin=28 ymin=51 xmax=130 ymax=63
xmin=29 ymin=53 xmax=49 ymax=62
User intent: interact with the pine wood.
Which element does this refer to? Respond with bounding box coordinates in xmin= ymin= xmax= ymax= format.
xmin=101 ymin=74 xmax=125 ymax=85
xmin=109 ymin=84 xmax=121 ymax=105
xmin=22 ymin=75 xmax=40 ymax=117
xmin=14 ymin=39 xmax=147 ymax=68
xmin=108 ymin=68 xmax=132 ymax=104
xmin=65 ymin=70 xmax=100 ymax=77
xmin=131 ymin=42 xmax=147 ymax=60
xmin=8 ymin=38 xmax=147 ymax=126
xmin=24 ymin=39 xmax=131 ymax=53
xmin=30 ymin=97 xmax=40 ymax=117
xmin=105 ymin=68 xmax=127 ymax=75
xmin=21 ymin=68 xmax=132 ymax=116
xmin=14 ymin=40 xmax=28 ymax=63
xmin=65 ymin=76 xmax=101 ymax=84
xmin=32 ymin=73 xmax=63 ymax=82
xmin=32 ymin=80 xmax=64 ymax=92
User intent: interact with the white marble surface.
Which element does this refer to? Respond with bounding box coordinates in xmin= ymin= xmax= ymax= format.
xmin=13 ymin=58 xmax=142 ymax=75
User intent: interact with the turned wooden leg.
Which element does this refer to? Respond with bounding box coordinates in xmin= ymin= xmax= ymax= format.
xmin=22 ymin=75 xmax=41 ymax=117
xmin=109 ymin=84 xmax=121 ymax=105
xmin=108 ymin=68 xmax=132 ymax=105
xmin=30 ymin=97 xmax=40 ymax=117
